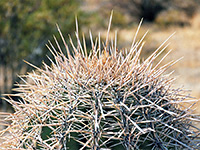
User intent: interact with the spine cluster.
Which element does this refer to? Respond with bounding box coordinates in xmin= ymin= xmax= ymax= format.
xmin=0 ymin=14 xmax=200 ymax=150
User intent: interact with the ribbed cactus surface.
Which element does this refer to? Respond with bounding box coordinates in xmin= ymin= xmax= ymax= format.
xmin=0 ymin=14 xmax=200 ymax=150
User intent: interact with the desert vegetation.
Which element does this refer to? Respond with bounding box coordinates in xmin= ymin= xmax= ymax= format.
xmin=0 ymin=13 xmax=200 ymax=149
xmin=1 ymin=0 xmax=200 ymax=149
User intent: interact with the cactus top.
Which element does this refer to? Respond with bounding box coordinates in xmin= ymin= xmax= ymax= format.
xmin=0 ymin=13 xmax=199 ymax=150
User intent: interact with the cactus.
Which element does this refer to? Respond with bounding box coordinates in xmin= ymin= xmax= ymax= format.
xmin=0 ymin=13 xmax=200 ymax=150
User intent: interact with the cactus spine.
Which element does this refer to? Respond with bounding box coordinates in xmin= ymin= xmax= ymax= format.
xmin=0 ymin=13 xmax=200 ymax=150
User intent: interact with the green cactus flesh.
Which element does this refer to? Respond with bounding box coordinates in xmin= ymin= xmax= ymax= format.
xmin=0 ymin=14 xmax=200 ymax=150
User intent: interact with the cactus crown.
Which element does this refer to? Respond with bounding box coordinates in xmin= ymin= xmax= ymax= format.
xmin=0 ymin=13 xmax=200 ymax=150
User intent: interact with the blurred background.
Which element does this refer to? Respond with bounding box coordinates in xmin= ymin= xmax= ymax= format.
xmin=0 ymin=0 xmax=200 ymax=119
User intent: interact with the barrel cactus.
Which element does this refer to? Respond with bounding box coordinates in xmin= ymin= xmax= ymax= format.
xmin=0 ymin=13 xmax=200 ymax=150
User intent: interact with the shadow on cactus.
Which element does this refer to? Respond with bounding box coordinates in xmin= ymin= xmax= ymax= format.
xmin=0 ymin=12 xmax=200 ymax=150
